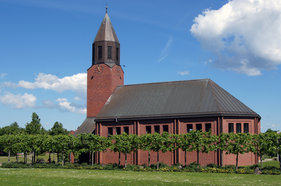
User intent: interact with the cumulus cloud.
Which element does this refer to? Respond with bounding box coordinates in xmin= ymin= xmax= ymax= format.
xmin=17 ymin=73 xmax=87 ymax=93
xmin=158 ymin=36 xmax=173 ymax=62
xmin=0 ymin=73 xmax=7 ymax=79
xmin=0 ymin=92 xmax=36 ymax=109
xmin=56 ymin=98 xmax=86 ymax=114
xmin=191 ymin=0 xmax=281 ymax=76
xmin=178 ymin=71 xmax=190 ymax=76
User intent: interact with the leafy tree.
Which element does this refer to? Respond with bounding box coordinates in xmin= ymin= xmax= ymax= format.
xmin=0 ymin=135 xmax=17 ymax=162
xmin=139 ymin=134 xmax=153 ymax=166
xmin=49 ymin=122 xmax=68 ymax=136
xmin=27 ymin=135 xmax=46 ymax=164
xmin=78 ymin=134 xmax=110 ymax=166
xmin=0 ymin=122 xmax=24 ymax=136
xmin=11 ymin=134 xmax=31 ymax=163
xmin=150 ymin=133 xmax=165 ymax=169
xmin=110 ymin=133 xmax=138 ymax=167
xmin=52 ymin=135 xmax=72 ymax=166
xmin=177 ymin=133 xmax=193 ymax=166
xmin=25 ymin=112 xmax=45 ymax=134
xmin=220 ymin=133 xmax=255 ymax=171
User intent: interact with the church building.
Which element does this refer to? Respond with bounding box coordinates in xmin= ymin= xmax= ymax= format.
xmin=75 ymin=10 xmax=261 ymax=166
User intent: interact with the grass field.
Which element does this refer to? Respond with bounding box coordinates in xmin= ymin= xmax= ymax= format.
xmin=0 ymin=168 xmax=281 ymax=186
xmin=0 ymin=153 xmax=55 ymax=164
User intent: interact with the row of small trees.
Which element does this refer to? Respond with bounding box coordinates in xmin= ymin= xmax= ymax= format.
xmin=1 ymin=130 xmax=280 ymax=170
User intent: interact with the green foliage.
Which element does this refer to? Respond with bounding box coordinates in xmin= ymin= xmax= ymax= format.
xmin=49 ymin=122 xmax=68 ymax=135
xmin=0 ymin=122 xmax=24 ymax=136
xmin=25 ymin=112 xmax=45 ymax=134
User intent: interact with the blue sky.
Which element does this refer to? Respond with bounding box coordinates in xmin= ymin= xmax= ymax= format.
xmin=0 ymin=0 xmax=280 ymax=132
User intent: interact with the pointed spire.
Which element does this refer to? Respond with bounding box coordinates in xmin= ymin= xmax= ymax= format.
xmin=94 ymin=11 xmax=119 ymax=43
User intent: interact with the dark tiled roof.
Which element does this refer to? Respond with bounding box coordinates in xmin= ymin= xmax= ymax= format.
xmin=75 ymin=117 xmax=96 ymax=135
xmin=96 ymin=79 xmax=260 ymax=120
xmin=94 ymin=13 xmax=119 ymax=43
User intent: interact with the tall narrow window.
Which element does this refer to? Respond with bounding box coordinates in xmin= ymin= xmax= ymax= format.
xmin=196 ymin=124 xmax=202 ymax=131
xmin=124 ymin=126 xmax=129 ymax=134
xmin=163 ymin=125 xmax=169 ymax=133
xmin=146 ymin=126 xmax=151 ymax=134
xmin=108 ymin=127 xmax=113 ymax=137
xmin=92 ymin=45 xmax=95 ymax=64
xmin=116 ymin=127 xmax=121 ymax=135
xmin=244 ymin=123 xmax=249 ymax=133
xmin=116 ymin=47 xmax=119 ymax=61
xmin=107 ymin=46 xmax=112 ymax=59
xmin=187 ymin=124 xmax=193 ymax=132
xmin=98 ymin=46 xmax=102 ymax=59
xmin=205 ymin=123 xmax=211 ymax=132
xmin=236 ymin=123 xmax=241 ymax=133
xmin=154 ymin=125 xmax=160 ymax=133
xmin=228 ymin=123 xmax=234 ymax=133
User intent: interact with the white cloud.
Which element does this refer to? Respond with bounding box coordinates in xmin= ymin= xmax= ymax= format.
xmin=178 ymin=71 xmax=189 ymax=76
xmin=17 ymin=73 xmax=87 ymax=94
xmin=56 ymin=98 xmax=86 ymax=114
xmin=0 ymin=73 xmax=7 ymax=78
xmin=191 ymin=0 xmax=281 ymax=76
xmin=158 ymin=36 xmax=173 ymax=62
xmin=0 ymin=92 xmax=36 ymax=109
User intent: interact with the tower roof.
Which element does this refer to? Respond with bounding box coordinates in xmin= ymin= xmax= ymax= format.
xmin=94 ymin=12 xmax=119 ymax=43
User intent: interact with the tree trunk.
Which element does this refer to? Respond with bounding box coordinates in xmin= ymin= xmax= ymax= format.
xmin=279 ymin=153 xmax=281 ymax=171
xmin=8 ymin=150 xmax=10 ymax=162
xmin=91 ymin=151 xmax=94 ymax=166
xmin=185 ymin=151 xmax=187 ymax=167
xmin=157 ymin=151 xmax=159 ymax=170
xmin=57 ymin=153 xmax=59 ymax=164
xmin=148 ymin=151 xmax=151 ymax=167
xmin=125 ymin=152 xmax=127 ymax=168
xmin=260 ymin=155 xmax=263 ymax=168
xmin=24 ymin=152 xmax=27 ymax=164
xmin=197 ymin=150 xmax=199 ymax=165
xmin=62 ymin=152 xmax=64 ymax=166
xmin=49 ymin=152 xmax=51 ymax=163
xmin=118 ymin=152 xmax=121 ymax=167
xmin=32 ymin=151 xmax=35 ymax=164
xmin=16 ymin=153 xmax=18 ymax=163
xmin=236 ymin=153 xmax=239 ymax=172
xmin=53 ymin=153 xmax=55 ymax=163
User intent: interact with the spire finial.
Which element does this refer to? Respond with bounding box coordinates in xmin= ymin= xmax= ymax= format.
xmin=105 ymin=5 xmax=108 ymax=13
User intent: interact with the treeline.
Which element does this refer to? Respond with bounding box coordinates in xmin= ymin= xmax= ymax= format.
xmin=1 ymin=129 xmax=281 ymax=171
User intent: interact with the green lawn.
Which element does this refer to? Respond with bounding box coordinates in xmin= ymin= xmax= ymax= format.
xmin=0 ymin=168 xmax=281 ymax=186
xmin=0 ymin=153 xmax=55 ymax=164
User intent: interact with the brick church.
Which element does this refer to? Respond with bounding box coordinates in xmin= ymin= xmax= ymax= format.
xmin=75 ymin=10 xmax=261 ymax=166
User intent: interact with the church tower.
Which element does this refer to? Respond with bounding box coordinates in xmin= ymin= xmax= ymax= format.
xmin=87 ymin=10 xmax=124 ymax=117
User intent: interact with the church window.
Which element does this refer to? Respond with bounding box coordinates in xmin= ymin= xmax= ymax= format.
xmin=154 ymin=125 xmax=160 ymax=133
xmin=244 ymin=123 xmax=249 ymax=133
xmin=146 ymin=126 xmax=151 ymax=134
xmin=187 ymin=124 xmax=193 ymax=132
xmin=124 ymin=126 xmax=129 ymax=134
xmin=116 ymin=47 xmax=119 ymax=61
xmin=196 ymin=124 xmax=202 ymax=131
xmin=236 ymin=123 xmax=241 ymax=133
xmin=98 ymin=46 xmax=102 ymax=59
xmin=205 ymin=123 xmax=211 ymax=132
xmin=116 ymin=127 xmax=121 ymax=135
xmin=108 ymin=46 xmax=112 ymax=59
xmin=163 ymin=125 xmax=169 ymax=133
xmin=108 ymin=127 xmax=113 ymax=137
xmin=228 ymin=123 xmax=234 ymax=133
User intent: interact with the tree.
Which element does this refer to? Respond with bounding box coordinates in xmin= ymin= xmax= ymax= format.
xmin=27 ymin=135 xmax=46 ymax=164
xmin=150 ymin=133 xmax=165 ymax=169
xmin=220 ymin=133 xmax=254 ymax=171
xmin=0 ymin=135 xmax=16 ymax=162
xmin=0 ymin=122 xmax=24 ymax=136
xmin=52 ymin=135 xmax=72 ymax=166
xmin=110 ymin=133 xmax=137 ymax=167
xmin=177 ymin=133 xmax=193 ymax=166
xmin=11 ymin=134 xmax=31 ymax=163
xmin=49 ymin=122 xmax=68 ymax=136
xmin=139 ymin=134 xmax=153 ymax=166
xmin=25 ymin=112 xmax=45 ymax=134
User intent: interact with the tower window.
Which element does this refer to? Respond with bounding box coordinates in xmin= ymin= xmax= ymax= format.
xmin=187 ymin=124 xmax=193 ymax=132
xmin=146 ymin=126 xmax=151 ymax=134
xmin=116 ymin=47 xmax=119 ymax=61
xmin=244 ymin=123 xmax=249 ymax=133
xmin=98 ymin=46 xmax=102 ymax=59
xmin=205 ymin=123 xmax=211 ymax=132
xmin=196 ymin=124 xmax=202 ymax=131
xmin=154 ymin=125 xmax=160 ymax=133
xmin=228 ymin=123 xmax=234 ymax=133
xmin=108 ymin=46 xmax=112 ymax=59
xmin=236 ymin=123 xmax=241 ymax=133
